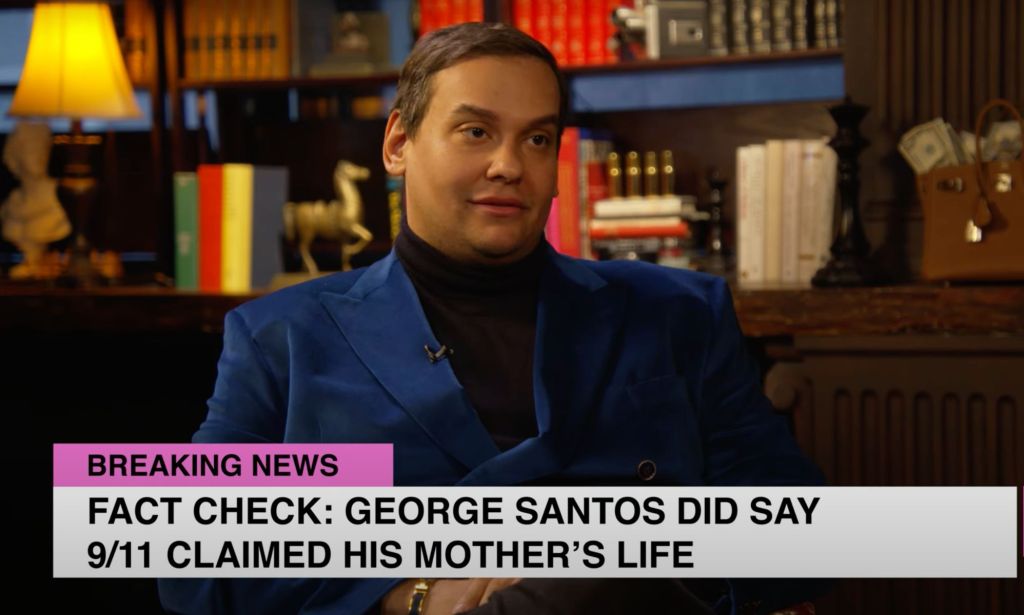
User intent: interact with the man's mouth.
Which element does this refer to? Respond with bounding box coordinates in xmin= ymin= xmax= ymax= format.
xmin=469 ymin=197 xmax=527 ymax=216
xmin=469 ymin=197 xmax=525 ymax=209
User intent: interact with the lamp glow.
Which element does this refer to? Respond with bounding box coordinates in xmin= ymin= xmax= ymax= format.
xmin=9 ymin=2 xmax=140 ymax=120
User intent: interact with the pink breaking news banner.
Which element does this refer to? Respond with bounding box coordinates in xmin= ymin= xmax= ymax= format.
xmin=53 ymin=443 xmax=393 ymax=487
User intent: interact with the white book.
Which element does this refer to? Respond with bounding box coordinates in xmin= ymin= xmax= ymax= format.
xmin=780 ymin=139 xmax=803 ymax=284
xmin=589 ymin=215 xmax=683 ymax=230
xmin=797 ymin=138 xmax=838 ymax=283
xmin=737 ymin=144 xmax=766 ymax=285
xmin=592 ymin=195 xmax=696 ymax=218
xmin=763 ymin=140 xmax=785 ymax=283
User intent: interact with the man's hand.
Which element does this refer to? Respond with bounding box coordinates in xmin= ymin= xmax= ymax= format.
xmin=380 ymin=578 xmax=522 ymax=615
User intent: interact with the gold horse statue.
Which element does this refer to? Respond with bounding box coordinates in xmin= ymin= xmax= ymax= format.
xmin=283 ymin=160 xmax=373 ymax=274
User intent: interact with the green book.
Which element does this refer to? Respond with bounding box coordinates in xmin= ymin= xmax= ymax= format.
xmin=173 ymin=172 xmax=199 ymax=290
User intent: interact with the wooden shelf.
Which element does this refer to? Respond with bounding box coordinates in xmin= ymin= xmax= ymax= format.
xmin=733 ymin=284 xmax=1024 ymax=338
xmin=0 ymin=287 xmax=254 ymax=334
xmin=3 ymin=282 xmax=1023 ymax=338
xmin=177 ymin=48 xmax=845 ymax=112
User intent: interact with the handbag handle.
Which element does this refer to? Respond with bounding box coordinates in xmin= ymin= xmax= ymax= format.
xmin=972 ymin=99 xmax=1024 ymax=226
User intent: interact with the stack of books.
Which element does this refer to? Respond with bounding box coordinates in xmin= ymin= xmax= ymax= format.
xmin=173 ymin=164 xmax=289 ymax=293
xmin=735 ymin=138 xmax=836 ymax=286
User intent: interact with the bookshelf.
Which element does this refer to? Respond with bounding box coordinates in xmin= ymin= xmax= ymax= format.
xmin=176 ymin=48 xmax=843 ymax=112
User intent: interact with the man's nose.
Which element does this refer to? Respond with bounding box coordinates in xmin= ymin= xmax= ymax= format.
xmin=485 ymin=140 xmax=524 ymax=183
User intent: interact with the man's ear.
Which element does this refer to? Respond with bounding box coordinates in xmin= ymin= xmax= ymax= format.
xmin=382 ymin=110 xmax=408 ymax=176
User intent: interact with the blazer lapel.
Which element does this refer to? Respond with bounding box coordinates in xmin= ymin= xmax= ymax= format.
xmin=318 ymin=253 xmax=500 ymax=471
xmin=459 ymin=248 xmax=627 ymax=486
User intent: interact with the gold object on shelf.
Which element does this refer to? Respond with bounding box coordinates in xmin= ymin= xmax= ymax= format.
xmin=660 ymin=150 xmax=675 ymax=196
xmin=625 ymin=151 xmax=642 ymax=197
xmin=607 ymin=152 xmax=623 ymax=199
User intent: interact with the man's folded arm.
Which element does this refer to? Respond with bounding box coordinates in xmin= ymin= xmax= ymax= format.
xmin=157 ymin=309 xmax=400 ymax=615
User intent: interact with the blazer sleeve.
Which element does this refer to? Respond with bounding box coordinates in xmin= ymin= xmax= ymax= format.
xmin=697 ymin=279 xmax=830 ymax=615
xmin=157 ymin=309 xmax=401 ymax=615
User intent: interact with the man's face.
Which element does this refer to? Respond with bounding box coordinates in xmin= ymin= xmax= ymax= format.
xmin=384 ymin=55 xmax=560 ymax=264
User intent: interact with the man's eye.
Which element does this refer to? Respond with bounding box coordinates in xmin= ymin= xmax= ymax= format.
xmin=529 ymin=134 xmax=551 ymax=147
xmin=463 ymin=127 xmax=487 ymax=139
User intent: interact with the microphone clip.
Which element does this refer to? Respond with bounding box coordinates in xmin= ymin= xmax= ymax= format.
xmin=424 ymin=343 xmax=454 ymax=364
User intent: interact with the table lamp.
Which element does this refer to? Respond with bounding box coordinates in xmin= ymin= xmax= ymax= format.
xmin=7 ymin=2 xmax=141 ymax=285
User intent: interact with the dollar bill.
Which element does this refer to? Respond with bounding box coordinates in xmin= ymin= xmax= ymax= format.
xmin=944 ymin=122 xmax=968 ymax=164
xmin=898 ymin=118 xmax=962 ymax=174
xmin=984 ymin=120 xmax=1022 ymax=161
xmin=959 ymin=130 xmax=983 ymax=163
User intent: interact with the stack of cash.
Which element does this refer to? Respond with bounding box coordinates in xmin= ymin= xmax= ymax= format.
xmin=898 ymin=118 xmax=1022 ymax=175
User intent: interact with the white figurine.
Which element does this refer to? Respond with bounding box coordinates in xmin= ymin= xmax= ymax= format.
xmin=1 ymin=122 xmax=71 ymax=279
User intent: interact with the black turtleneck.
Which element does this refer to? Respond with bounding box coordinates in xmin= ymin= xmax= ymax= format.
xmin=394 ymin=220 xmax=543 ymax=451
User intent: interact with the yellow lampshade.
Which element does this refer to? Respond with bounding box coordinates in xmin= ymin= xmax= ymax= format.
xmin=9 ymin=2 xmax=141 ymax=119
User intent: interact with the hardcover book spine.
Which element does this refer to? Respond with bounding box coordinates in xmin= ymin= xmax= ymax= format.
xmin=514 ymin=0 xmax=534 ymax=36
xmin=221 ymin=163 xmax=254 ymax=293
xmin=550 ymin=0 xmax=570 ymax=65
xmin=173 ymin=173 xmax=200 ymax=291
xmin=825 ymin=0 xmax=839 ymax=47
xmin=197 ymin=164 xmax=223 ymax=292
xmin=748 ymin=0 xmax=772 ymax=53
xmin=780 ymin=139 xmax=803 ymax=284
xmin=584 ymin=0 xmax=606 ymax=64
xmin=556 ymin=127 xmax=581 ymax=256
xmin=183 ymin=0 xmax=200 ymax=80
xmin=763 ymin=139 xmax=785 ymax=283
xmin=737 ymin=144 xmax=766 ymax=285
xmin=812 ymin=0 xmax=827 ymax=49
xmin=792 ymin=0 xmax=809 ymax=50
xmin=729 ymin=0 xmax=750 ymax=54
xmin=770 ymin=0 xmax=793 ymax=52
xmin=708 ymin=0 xmax=729 ymax=57
xmin=534 ymin=0 xmax=554 ymax=59
xmin=567 ymin=1 xmax=587 ymax=65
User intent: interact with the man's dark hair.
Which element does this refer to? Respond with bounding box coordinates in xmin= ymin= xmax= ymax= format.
xmin=392 ymin=22 xmax=568 ymax=141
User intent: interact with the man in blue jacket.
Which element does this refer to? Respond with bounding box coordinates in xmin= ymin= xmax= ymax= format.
xmin=160 ymin=22 xmax=823 ymax=615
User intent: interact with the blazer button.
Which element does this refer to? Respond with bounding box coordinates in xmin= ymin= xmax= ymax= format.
xmin=636 ymin=459 xmax=657 ymax=481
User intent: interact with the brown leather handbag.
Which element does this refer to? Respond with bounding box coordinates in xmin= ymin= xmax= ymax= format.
xmin=917 ymin=99 xmax=1024 ymax=281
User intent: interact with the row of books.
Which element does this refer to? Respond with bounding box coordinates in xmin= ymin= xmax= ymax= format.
xmin=180 ymin=0 xmax=294 ymax=80
xmin=419 ymin=1 xmax=485 ymax=35
xmin=736 ymin=138 xmax=836 ymax=286
xmin=173 ymin=165 xmax=289 ymax=292
xmin=709 ymin=0 xmax=842 ymax=57
xmin=512 ymin=1 xmax=618 ymax=66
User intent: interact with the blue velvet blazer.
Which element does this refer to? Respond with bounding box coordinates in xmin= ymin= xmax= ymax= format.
xmin=159 ymin=247 xmax=824 ymax=615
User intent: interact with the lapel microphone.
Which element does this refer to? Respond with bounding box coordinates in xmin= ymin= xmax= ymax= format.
xmin=424 ymin=343 xmax=454 ymax=364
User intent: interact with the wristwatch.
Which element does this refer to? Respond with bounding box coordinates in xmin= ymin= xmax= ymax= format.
xmin=408 ymin=578 xmax=434 ymax=615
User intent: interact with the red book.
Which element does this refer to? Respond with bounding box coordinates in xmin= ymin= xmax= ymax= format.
xmin=556 ymin=127 xmax=581 ymax=256
xmin=513 ymin=0 xmax=534 ymax=35
xmin=419 ymin=0 xmax=436 ymax=36
xmin=469 ymin=0 xmax=484 ymax=22
xmin=603 ymin=0 xmax=619 ymax=63
xmin=534 ymin=0 xmax=554 ymax=56
xmin=436 ymin=0 xmax=453 ymax=29
xmin=550 ymin=1 xmax=570 ymax=65
xmin=197 ymin=164 xmax=223 ymax=292
xmin=589 ymin=223 xmax=691 ymax=240
xmin=451 ymin=0 xmax=468 ymax=23
xmin=585 ymin=0 xmax=608 ymax=65
xmin=567 ymin=1 xmax=587 ymax=65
